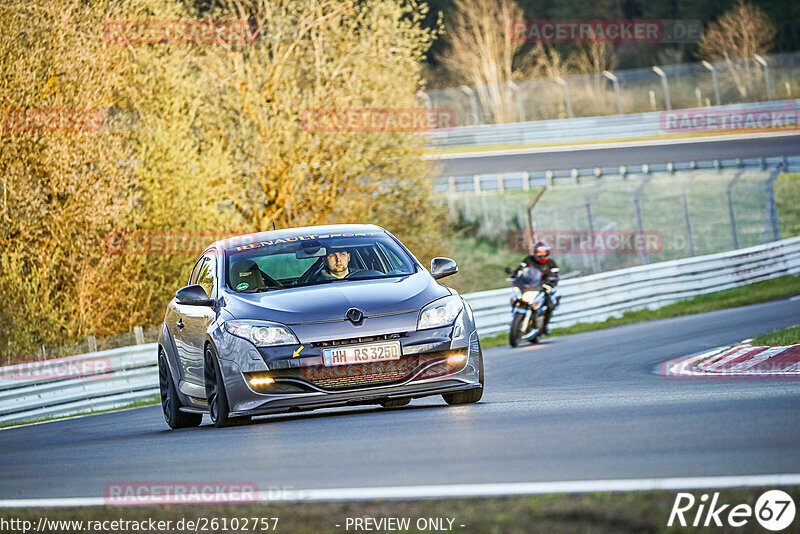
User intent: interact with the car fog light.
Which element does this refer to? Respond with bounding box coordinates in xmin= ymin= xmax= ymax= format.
xmin=249 ymin=376 xmax=275 ymax=387
xmin=447 ymin=354 xmax=467 ymax=365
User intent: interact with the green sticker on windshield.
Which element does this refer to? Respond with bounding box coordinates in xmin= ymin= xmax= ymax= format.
xmin=236 ymin=282 xmax=249 ymax=291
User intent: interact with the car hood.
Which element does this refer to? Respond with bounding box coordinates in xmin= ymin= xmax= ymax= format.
xmin=224 ymin=271 xmax=450 ymax=325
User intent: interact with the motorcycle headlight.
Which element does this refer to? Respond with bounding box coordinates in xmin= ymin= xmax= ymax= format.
xmin=512 ymin=287 xmax=522 ymax=299
xmin=522 ymin=291 xmax=543 ymax=307
xmin=417 ymin=295 xmax=464 ymax=330
xmin=224 ymin=320 xmax=298 ymax=347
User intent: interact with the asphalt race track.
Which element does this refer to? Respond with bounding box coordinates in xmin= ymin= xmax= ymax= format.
xmin=434 ymin=133 xmax=800 ymax=175
xmin=1 ymin=298 xmax=799 ymax=501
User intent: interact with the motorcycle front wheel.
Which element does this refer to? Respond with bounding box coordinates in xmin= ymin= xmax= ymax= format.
xmin=509 ymin=313 xmax=524 ymax=347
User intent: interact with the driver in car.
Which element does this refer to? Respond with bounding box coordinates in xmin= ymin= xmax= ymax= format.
xmin=314 ymin=249 xmax=362 ymax=280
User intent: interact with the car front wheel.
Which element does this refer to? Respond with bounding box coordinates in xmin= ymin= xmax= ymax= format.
xmin=158 ymin=349 xmax=202 ymax=429
xmin=204 ymin=345 xmax=251 ymax=428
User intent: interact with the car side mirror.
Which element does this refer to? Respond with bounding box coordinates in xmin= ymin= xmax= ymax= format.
xmin=176 ymin=284 xmax=214 ymax=306
xmin=430 ymin=257 xmax=458 ymax=280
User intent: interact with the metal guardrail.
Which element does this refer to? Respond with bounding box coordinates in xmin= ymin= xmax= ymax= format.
xmin=425 ymin=99 xmax=800 ymax=149
xmin=0 ymin=344 xmax=158 ymax=425
xmin=1 ymin=237 xmax=798 ymax=424
xmin=465 ymin=236 xmax=800 ymax=336
xmin=434 ymin=155 xmax=800 ymax=194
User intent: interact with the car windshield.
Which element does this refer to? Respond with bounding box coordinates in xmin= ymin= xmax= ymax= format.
xmin=225 ymin=231 xmax=417 ymax=292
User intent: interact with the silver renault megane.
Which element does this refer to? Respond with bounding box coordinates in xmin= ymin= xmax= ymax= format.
xmin=157 ymin=224 xmax=484 ymax=428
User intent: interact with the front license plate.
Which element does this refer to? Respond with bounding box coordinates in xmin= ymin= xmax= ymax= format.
xmin=322 ymin=341 xmax=401 ymax=367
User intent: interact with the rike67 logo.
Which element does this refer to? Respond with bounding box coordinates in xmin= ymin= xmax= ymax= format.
xmin=668 ymin=490 xmax=796 ymax=531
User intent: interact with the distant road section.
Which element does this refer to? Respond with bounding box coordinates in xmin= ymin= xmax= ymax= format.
xmin=430 ymin=132 xmax=800 ymax=175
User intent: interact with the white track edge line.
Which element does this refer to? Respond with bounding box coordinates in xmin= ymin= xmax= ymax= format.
xmin=3 ymin=474 xmax=800 ymax=508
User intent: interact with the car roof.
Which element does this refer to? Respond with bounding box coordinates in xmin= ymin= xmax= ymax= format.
xmin=213 ymin=224 xmax=387 ymax=252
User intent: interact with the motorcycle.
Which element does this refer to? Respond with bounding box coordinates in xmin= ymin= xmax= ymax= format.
xmin=505 ymin=266 xmax=555 ymax=347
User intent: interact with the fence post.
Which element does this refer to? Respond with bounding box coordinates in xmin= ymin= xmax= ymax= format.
xmin=755 ymin=55 xmax=773 ymax=100
xmin=460 ymin=86 xmax=481 ymax=125
xmin=682 ymin=172 xmax=698 ymax=257
xmin=526 ymin=187 xmax=548 ymax=253
xmin=448 ymin=176 xmax=456 ymax=219
xmin=652 ymin=66 xmax=671 ymax=110
xmin=507 ymin=80 xmax=526 ymax=122
xmin=497 ymin=174 xmax=505 ymax=194
xmin=603 ymin=71 xmax=624 ymax=114
xmin=88 ymin=335 xmax=98 ymax=353
xmin=134 ymin=326 xmax=145 ymax=345
xmin=701 ymin=61 xmax=721 ymax=106
xmin=585 ymin=180 xmax=603 ymax=272
xmin=554 ymin=77 xmax=574 ymax=118
xmin=523 ymin=171 xmax=530 ymax=191
xmin=764 ymin=165 xmax=783 ymax=242
xmin=634 ymin=172 xmax=652 ymax=265
xmin=480 ymin=195 xmax=490 ymax=234
xmin=726 ymin=170 xmax=745 ymax=249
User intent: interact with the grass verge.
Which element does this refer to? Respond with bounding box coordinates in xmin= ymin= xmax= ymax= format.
xmin=479 ymin=274 xmax=800 ymax=349
xmin=2 ymin=487 xmax=797 ymax=533
xmin=751 ymin=323 xmax=800 ymax=346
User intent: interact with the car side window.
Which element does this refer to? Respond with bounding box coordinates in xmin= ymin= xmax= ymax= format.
xmin=195 ymin=253 xmax=217 ymax=298
xmin=189 ymin=257 xmax=205 ymax=285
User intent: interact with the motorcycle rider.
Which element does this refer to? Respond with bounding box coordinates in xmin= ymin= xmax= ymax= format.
xmin=511 ymin=241 xmax=560 ymax=335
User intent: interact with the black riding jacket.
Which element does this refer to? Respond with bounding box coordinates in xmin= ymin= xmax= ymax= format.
xmin=520 ymin=257 xmax=560 ymax=287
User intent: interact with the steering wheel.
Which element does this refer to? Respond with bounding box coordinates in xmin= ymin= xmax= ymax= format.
xmin=296 ymin=258 xmax=324 ymax=285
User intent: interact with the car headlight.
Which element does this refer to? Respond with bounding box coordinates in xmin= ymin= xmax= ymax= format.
xmin=224 ymin=320 xmax=298 ymax=347
xmin=417 ymin=295 xmax=464 ymax=330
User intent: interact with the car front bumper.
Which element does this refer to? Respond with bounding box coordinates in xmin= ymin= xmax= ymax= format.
xmin=216 ymin=325 xmax=483 ymax=416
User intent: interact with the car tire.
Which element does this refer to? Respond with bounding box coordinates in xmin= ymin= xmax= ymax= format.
xmin=204 ymin=345 xmax=251 ymax=428
xmin=442 ymin=387 xmax=482 ymax=405
xmin=158 ymin=349 xmax=202 ymax=429
xmin=442 ymin=349 xmax=484 ymax=405
xmin=380 ymin=398 xmax=411 ymax=408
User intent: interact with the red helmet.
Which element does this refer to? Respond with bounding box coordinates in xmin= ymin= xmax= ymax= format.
xmin=533 ymin=242 xmax=550 ymax=264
